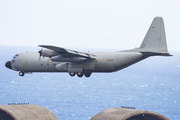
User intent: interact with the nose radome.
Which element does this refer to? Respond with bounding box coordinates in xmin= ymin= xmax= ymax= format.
xmin=5 ymin=61 xmax=12 ymax=69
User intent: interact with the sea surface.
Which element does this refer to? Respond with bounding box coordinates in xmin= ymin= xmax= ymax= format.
xmin=0 ymin=46 xmax=180 ymax=120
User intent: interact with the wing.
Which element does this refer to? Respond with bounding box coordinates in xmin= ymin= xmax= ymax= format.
xmin=38 ymin=45 xmax=96 ymax=59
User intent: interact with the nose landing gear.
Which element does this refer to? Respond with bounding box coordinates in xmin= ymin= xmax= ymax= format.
xmin=19 ymin=71 xmax=25 ymax=76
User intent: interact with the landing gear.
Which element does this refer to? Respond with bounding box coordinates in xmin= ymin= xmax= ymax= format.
xmin=77 ymin=72 xmax=83 ymax=77
xmin=19 ymin=71 xmax=25 ymax=76
xmin=69 ymin=72 xmax=76 ymax=77
xmin=69 ymin=72 xmax=92 ymax=77
xmin=84 ymin=73 xmax=91 ymax=77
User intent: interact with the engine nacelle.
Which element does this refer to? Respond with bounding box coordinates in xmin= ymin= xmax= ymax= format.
xmin=42 ymin=49 xmax=59 ymax=57
xmin=51 ymin=55 xmax=87 ymax=62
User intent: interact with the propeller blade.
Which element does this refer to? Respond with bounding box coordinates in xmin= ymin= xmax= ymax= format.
xmin=38 ymin=49 xmax=42 ymax=56
xmin=38 ymin=48 xmax=43 ymax=61
xmin=38 ymin=56 xmax=41 ymax=62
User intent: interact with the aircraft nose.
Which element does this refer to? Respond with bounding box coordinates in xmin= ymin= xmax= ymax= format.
xmin=5 ymin=61 xmax=12 ymax=69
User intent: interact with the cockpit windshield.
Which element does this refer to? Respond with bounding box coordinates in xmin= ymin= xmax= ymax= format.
xmin=13 ymin=54 xmax=19 ymax=59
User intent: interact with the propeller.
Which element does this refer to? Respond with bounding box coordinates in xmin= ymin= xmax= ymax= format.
xmin=38 ymin=48 xmax=43 ymax=62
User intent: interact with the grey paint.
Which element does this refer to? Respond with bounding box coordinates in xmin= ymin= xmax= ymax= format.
xmin=5 ymin=17 xmax=172 ymax=77
xmin=139 ymin=17 xmax=168 ymax=53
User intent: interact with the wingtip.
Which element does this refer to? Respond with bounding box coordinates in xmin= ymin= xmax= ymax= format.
xmin=38 ymin=45 xmax=48 ymax=47
xmin=38 ymin=45 xmax=43 ymax=47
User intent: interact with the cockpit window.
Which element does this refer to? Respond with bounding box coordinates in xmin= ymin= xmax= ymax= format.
xmin=13 ymin=54 xmax=19 ymax=59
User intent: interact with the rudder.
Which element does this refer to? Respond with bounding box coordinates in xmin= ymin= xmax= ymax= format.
xmin=139 ymin=17 xmax=168 ymax=54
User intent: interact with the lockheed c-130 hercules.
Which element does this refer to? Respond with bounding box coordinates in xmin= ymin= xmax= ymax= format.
xmin=5 ymin=17 xmax=172 ymax=77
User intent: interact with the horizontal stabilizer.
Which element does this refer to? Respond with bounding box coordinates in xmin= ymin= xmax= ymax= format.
xmin=140 ymin=52 xmax=172 ymax=56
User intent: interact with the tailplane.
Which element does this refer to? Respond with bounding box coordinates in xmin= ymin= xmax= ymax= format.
xmin=138 ymin=17 xmax=172 ymax=56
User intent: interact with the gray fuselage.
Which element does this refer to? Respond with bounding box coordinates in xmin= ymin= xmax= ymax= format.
xmin=10 ymin=52 xmax=146 ymax=73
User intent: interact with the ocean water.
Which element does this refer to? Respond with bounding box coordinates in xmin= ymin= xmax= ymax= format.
xmin=0 ymin=46 xmax=180 ymax=120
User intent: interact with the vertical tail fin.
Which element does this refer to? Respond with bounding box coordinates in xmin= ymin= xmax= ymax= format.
xmin=138 ymin=17 xmax=171 ymax=56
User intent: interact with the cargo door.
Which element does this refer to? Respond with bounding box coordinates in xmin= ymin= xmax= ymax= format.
xmin=22 ymin=63 xmax=27 ymax=70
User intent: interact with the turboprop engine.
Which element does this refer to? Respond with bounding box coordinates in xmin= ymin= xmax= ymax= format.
xmin=38 ymin=49 xmax=59 ymax=57
xmin=50 ymin=55 xmax=87 ymax=62
xmin=38 ymin=49 xmax=87 ymax=62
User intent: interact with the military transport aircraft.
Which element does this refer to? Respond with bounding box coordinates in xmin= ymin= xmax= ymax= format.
xmin=5 ymin=17 xmax=172 ymax=77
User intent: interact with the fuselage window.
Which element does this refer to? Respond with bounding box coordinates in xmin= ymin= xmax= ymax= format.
xmin=13 ymin=54 xmax=19 ymax=59
xmin=12 ymin=60 xmax=15 ymax=63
